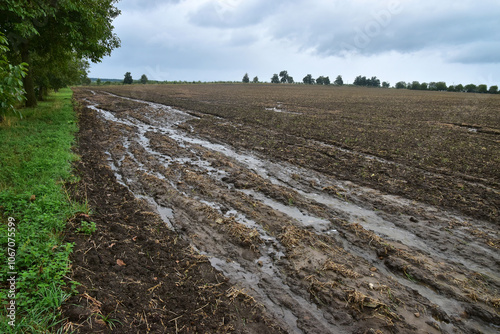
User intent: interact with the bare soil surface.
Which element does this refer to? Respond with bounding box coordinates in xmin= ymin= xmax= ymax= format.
xmin=63 ymin=87 xmax=499 ymax=333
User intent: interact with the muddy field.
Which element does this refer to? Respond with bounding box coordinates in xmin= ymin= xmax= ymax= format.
xmin=65 ymin=85 xmax=499 ymax=333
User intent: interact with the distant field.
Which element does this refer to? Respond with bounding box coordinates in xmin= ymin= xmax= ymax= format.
xmin=97 ymin=84 xmax=500 ymax=221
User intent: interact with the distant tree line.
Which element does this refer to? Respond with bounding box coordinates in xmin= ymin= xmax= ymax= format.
xmin=244 ymin=71 xmax=500 ymax=94
xmin=395 ymin=80 xmax=498 ymax=94
xmin=119 ymin=70 xmax=499 ymax=95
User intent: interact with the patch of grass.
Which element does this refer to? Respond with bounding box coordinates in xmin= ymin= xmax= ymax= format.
xmin=0 ymin=89 xmax=83 ymax=333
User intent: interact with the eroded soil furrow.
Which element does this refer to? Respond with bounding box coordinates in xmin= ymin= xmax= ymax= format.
xmin=73 ymin=89 xmax=499 ymax=334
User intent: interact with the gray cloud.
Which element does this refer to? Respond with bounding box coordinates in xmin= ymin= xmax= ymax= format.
xmin=188 ymin=0 xmax=289 ymax=28
xmin=265 ymin=1 xmax=500 ymax=63
xmin=90 ymin=0 xmax=500 ymax=83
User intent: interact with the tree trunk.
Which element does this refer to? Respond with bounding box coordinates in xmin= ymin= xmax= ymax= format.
xmin=21 ymin=43 xmax=37 ymax=108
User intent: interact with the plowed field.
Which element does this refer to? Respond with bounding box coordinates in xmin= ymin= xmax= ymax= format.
xmin=64 ymin=84 xmax=499 ymax=334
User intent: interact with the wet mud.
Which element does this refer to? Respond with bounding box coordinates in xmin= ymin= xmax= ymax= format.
xmin=66 ymin=88 xmax=499 ymax=333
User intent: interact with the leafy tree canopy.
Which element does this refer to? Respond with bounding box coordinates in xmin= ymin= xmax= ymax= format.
xmin=123 ymin=72 xmax=133 ymax=84
xmin=141 ymin=74 xmax=148 ymax=84
xmin=0 ymin=32 xmax=27 ymax=120
xmin=395 ymin=81 xmax=406 ymax=89
xmin=303 ymin=74 xmax=314 ymax=85
xmin=0 ymin=0 xmax=121 ymax=106
xmin=242 ymin=73 xmax=249 ymax=83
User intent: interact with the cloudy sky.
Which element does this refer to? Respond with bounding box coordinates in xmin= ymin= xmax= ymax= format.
xmin=89 ymin=0 xmax=500 ymax=86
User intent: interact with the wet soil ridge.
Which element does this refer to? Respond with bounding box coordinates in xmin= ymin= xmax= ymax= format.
xmin=68 ymin=88 xmax=499 ymax=334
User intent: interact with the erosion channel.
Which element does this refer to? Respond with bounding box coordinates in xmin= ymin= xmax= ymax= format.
xmin=71 ymin=88 xmax=499 ymax=333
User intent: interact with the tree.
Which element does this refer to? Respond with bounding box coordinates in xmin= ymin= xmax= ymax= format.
xmin=303 ymin=74 xmax=314 ymax=84
xmin=395 ymin=81 xmax=406 ymax=89
xmin=464 ymin=84 xmax=477 ymax=93
xmin=123 ymin=72 xmax=133 ymax=84
xmin=0 ymin=32 xmax=27 ymax=120
xmin=447 ymin=85 xmax=455 ymax=92
xmin=286 ymin=76 xmax=294 ymax=84
xmin=477 ymin=84 xmax=488 ymax=93
xmin=455 ymin=84 xmax=464 ymax=92
xmin=420 ymin=82 xmax=428 ymax=90
xmin=32 ymin=51 xmax=89 ymax=98
xmin=271 ymin=74 xmax=280 ymax=83
xmin=323 ymin=76 xmax=330 ymax=85
xmin=316 ymin=76 xmax=325 ymax=85
xmin=279 ymin=70 xmax=290 ymax=83
xmin=369 ymin=76 xmax=380 ymax=87
xmin=410 ymin=81 xmax=420 ymax=90
xmin=334 ymin=75 xmax=343 ymax=86
xmin=0 ymin=0 xmax=121 ymax=106
xmin=353 ymin=75 xmax=366 ymax=86
xmin=96 ymin=78 xmax=102 ymax=86
xmin=242 ymin=73 xmax=249 ymax=83
xmin=436 ymin=82 xmax=447 ymax=91
xmin=382 ymin=81 xmax=390 ymax=88
xmin=141 ymin=74 xmax=148 ymax=84
xmin=252 ymin=76 xmax=259 ymax=83
xmin=489 ymin=85 xmax=498 ymax=94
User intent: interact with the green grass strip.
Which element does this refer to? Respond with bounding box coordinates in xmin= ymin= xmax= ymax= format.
xmin=0 ymin=88 xmax=85 ymax=333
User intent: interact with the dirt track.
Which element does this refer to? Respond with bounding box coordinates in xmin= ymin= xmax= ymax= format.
xmin=64 ymin=88 xmax=499 ymax=333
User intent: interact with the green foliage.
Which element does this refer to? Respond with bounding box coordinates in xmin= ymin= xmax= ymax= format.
xmin=0 ymin=0 xmax=121 ymax=105
xmin=279 ymin=70 xmax=293 ymax=83
xmin=353 ymin=75 xmax=380 ymax=87
xmin=334 ymin=75 xmax=343 ymax=86
xmin=395 ymin=81 xmax=406 ymax=89
xmin=435 ymin=82 xmax=447 ymax=91
xmin=0 ymin=89 xmax=84 ymax=332
xmin=464 ymin=84 xmax=477 ymax=93
xmin=0 ymin=32 xmax=27 ymax=119
xmin=252 ymin=76 xmax=259 ymax=83
xmin=489 ymin=85 xmax=498 ymax=94
xmin=382 ymin=81 xmax=390 ymax=88
xmin=76 ymin=221 xmax=97 ymax=235
xmin=242 ymin=73 xmax=249 ymax=83
xmin=477 ymin=84 xmax=488 ymax=93
xmin=271 ymin=73 xmax=280 ymax=84
xmin=123 ymin=72 xmax=133 ymax=84
xmin=409 ymin=81 xmax=419 ymax=90
xmin=303 ymin=74 xmax=314 ymax=85
xmin=140 ymin=74 xmax=148 ymax=84
xmin=316 ymin=76 xmax=330 ymax=85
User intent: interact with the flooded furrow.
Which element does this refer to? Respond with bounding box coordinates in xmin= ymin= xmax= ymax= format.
xmin=83 ymin=91 xmax=499 ymax=334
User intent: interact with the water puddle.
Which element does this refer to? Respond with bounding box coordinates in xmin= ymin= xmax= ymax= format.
xmin=240 ymin=189 xmax=332 ymax=232
xmin=136 ymin=194 xmax=175 ymax=230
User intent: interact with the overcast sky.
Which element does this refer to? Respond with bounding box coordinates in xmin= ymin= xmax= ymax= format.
xmin=89 ymin=0 xmax=500 ymax=86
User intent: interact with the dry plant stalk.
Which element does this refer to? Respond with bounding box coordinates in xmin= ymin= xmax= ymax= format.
xmin=322 ymin=259 xmax=361 ymax=278
xmin=226 ymin=286 xmax=256 ymax=304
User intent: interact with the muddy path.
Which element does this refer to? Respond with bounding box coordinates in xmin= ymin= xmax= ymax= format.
xmin=70 ymin=88 xmax=499 ymax=333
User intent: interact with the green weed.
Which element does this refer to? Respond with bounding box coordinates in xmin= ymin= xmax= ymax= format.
xmin=76 ymin=221 xmax=96 ymax=235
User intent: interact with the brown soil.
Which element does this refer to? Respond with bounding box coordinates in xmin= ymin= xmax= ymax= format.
xmin=60 ymin=91 xmax=288 ymax=334
xmin=61 ymin=86 xmax=499 ymax=334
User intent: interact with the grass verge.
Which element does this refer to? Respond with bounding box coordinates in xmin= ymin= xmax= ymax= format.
xmin=0 ymin=88 xmax=85 ymax=333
